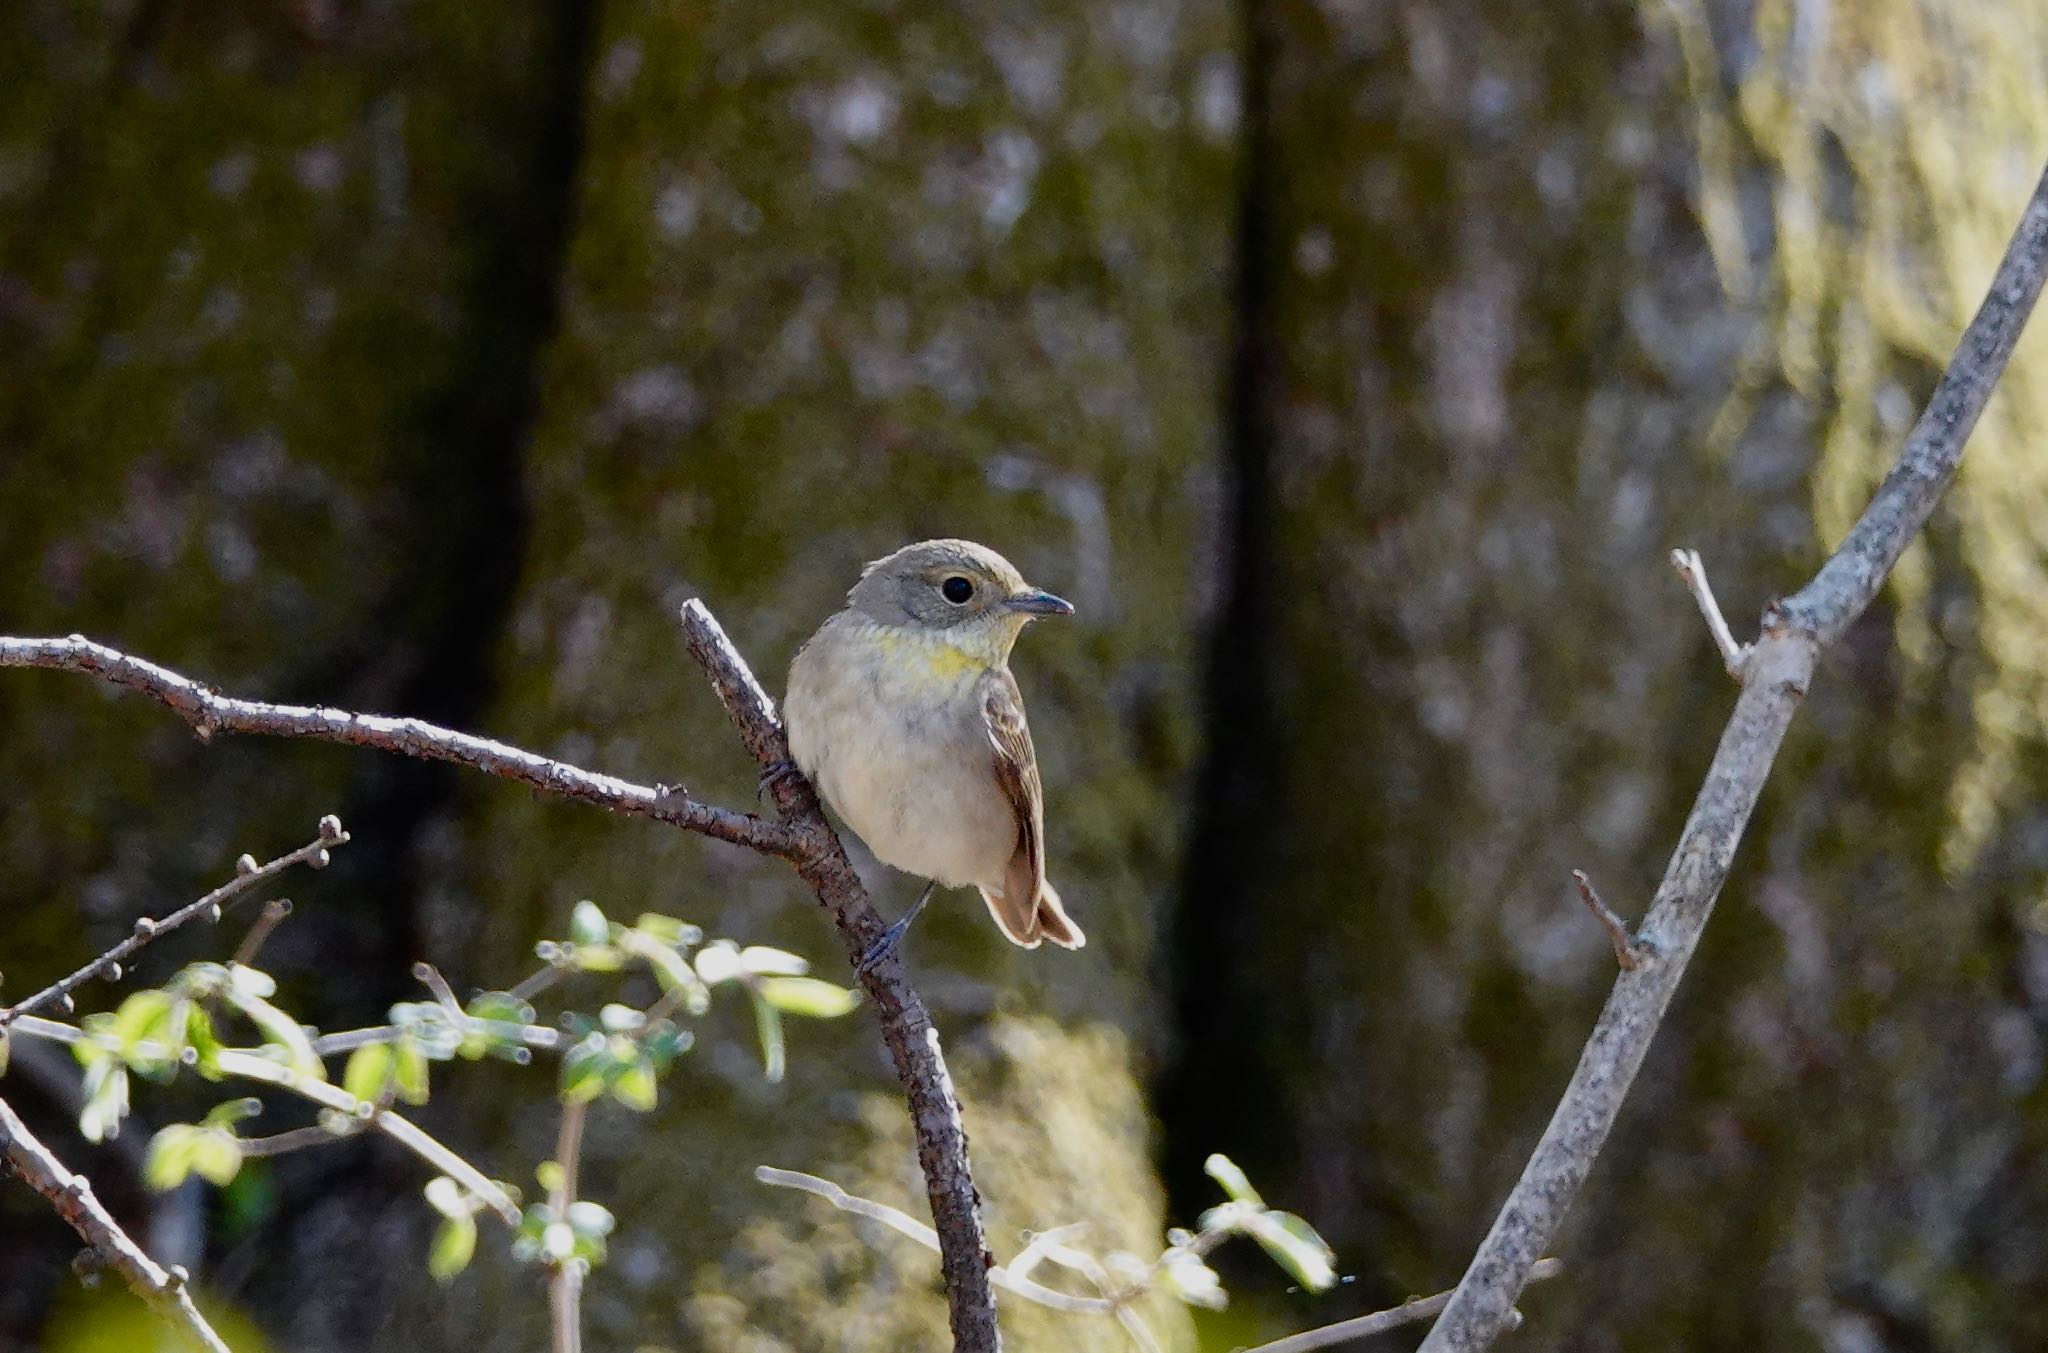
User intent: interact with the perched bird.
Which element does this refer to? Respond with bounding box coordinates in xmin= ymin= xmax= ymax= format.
xmin=784 ymin=539 xmax=1085 ymax=963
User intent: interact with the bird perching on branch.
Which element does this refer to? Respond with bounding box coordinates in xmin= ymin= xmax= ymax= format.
xmin=784 ymin=539 xmax=1085 ymax=969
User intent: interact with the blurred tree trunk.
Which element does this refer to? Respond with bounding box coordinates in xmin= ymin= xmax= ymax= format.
xmin=407 ymin=3 xmax=1241 ymax=1350
xmin=1164 ymin=0 xmax=2048 ymax=1347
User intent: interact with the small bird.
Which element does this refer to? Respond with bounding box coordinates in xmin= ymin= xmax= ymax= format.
xmin=783 ymin=539 xmax=1085 ymax=963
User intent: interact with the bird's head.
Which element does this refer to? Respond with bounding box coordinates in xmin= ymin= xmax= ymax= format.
xmin=847 ymin=538 xmax=1073 ymax=663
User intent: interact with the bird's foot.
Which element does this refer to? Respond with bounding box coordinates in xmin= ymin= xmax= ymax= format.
xmin=758 ymin=759 xmax=802 ymax=803
xmin=857 ymin=882 xmax=938 ymax=978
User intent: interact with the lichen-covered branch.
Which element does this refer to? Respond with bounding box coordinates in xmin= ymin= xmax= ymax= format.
xmin=679 ymin=602 xmax=1000 ymax=1352
xmin=1418 ymin=158 xmax=2048 ymax=1350
xmin=0 ymin=637 xmax=803 ymax=860
xmin=0 ymin=1094 xmax=233 ymax=1353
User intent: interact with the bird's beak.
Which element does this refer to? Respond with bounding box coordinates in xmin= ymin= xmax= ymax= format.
xmin=1004 ymin=588 xmax=1075 ymax=617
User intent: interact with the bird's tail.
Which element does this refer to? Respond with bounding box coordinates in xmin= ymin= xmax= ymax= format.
xmin=979 ymin=881 xmax=1086 ymax=950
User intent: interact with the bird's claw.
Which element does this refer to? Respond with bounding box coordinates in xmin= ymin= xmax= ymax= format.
xmin=758 ymin=759 xmax=802 ymax=803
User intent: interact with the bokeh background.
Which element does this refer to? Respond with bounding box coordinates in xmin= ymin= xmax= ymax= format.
xmin=6 ymin=0 xmax=2048 ymax=1349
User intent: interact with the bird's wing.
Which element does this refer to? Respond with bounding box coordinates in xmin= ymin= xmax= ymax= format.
xmin=982 ymin=668 xmax=1045 ymax=942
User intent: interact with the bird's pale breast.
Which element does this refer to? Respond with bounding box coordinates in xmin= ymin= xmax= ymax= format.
xmin=785 ymin=616 xmax=1017 ymax=891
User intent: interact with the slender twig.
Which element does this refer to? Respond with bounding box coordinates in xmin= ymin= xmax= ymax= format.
xmin=8 ymin=1016 xmax=520 ymax=1226
xmin=236 ymin=1125 xmax=351 ymax=1158
xmin=230 ymin=899 xmax=294 ymax=969
xmin=0 ymin=637 xmax=804 ymax=860
xmin=0 ymin=1094 xmax=233 ymax=1353
xmin=1668 ymin=548 xmax=1750 ymax=679
xmin=754 ymin=1167 xmax=1117 ymax=1315
xmin=549 ymin=1099 xmax=588 ymax=1353
xmin=682 ymin=601 xmax=1000 ymax=1351
xmin=0 ymin=820 xmax=345 ymax=1028
xmin=1418 ymin=158 xmax=2048 ymax=1351
xmin=1571 ymin=871 xmax=1652 ymax=971
xmin=1245 ymin=1259 xmax=1564 ymax=1353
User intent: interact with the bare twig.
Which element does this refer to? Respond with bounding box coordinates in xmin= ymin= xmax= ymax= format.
xmin=0 ymin=1094 xmax=232 ymax=1353
xmin=1571 ymin=871 xmax=1652 ymax=971
xmin=683 ymin=602 xmax=1000 ymax=1351
xmin=0 ymin=819 xmax=345 ymax=1028
xmin=755 ymin=1167 xmax=1116 ymax=1316
xmin=0 ymin=637 xmax=804 ymax=860
xmin=1668 ymin=548 xmax=1750 ymax=679
xmin=549 ymin=1099 xmax=588 ymax=1353
xmin=235 ymin=1125 xmax=351 ymax=1159
xmin=1246 ymin=1259 xmax=1564 ymax=1352
xmin=230 ymin=899 xmax=294 ymax=969
xmin=1418 ymin=158 xmax=2048 ymax=1351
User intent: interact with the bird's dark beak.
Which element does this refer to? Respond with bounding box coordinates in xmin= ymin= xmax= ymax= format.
xmin=1005 ymin=589 xmax=1075 ymax=617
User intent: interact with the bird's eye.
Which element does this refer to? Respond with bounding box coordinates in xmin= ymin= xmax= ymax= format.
xmin=941 ymin=576 xmax=973 ymax=605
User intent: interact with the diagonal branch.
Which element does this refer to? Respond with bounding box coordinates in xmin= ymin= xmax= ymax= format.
xmin=680 ymin=602 xmax=1000 ymax=1351
xmin=0 ymin=1093 xmax=233 ymax=1353
xmin=0 ymin=636 xmax=803 ymax=860
xmin=1418 ymin=158 xmax=2048 ymax=1349
xmin=1 ymin=820 xmax=345 ymax=1028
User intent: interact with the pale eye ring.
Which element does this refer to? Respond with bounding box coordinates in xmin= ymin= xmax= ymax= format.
xmin=940 ymin=576 xmax=973 ymax=605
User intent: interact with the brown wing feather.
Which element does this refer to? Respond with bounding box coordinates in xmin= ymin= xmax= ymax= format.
xmin=980 ymin=671 xmax=1085 ymax=950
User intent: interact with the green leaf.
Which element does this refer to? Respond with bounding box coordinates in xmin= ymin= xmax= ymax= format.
xmin=227 ymin=964 xmax=277 ymax=999
xmin=756 ymin=976 xmax=859 ymax=1019
xmin=184 ymin=1005 xmax=224 ymax=1078
xmin=189 ymin=1130 xmax=243 ymax=1186
xmin=738 ymin=945 xmax=810 ymax=977
xmin=392 ymin=1037 xmax=431 ymax=1105
xmin=693 ymin=941 xmax=743 ymax=986
xmin=424 ymin=1176 xmax=469 ymax=1219
xmin=429 ymin=1213 xmax=477 ymax=1281
xmin=1203 ymin=1153 xmax=1265 ymax=1208
xmin=144 ymin=1126 xmax=199 ymax=1190
xmin=343 ymin=1044 xmax=395 ymax=1103
xmin=568 ymin=900 xmax=609 ymax=947
xmin=465 ymin=991 xmax=536 ymax=1026
xmin=78 ymin=1060 xmax=130 ymax=1144
xmin=633 ymin=913 xmax=701 ymax=947
xmin=748 ymin=989 xmax=786 ymax=1084
xmin=569 ymin=944 xmax=623 ymax=973
xmin=226 ymin=987 xmax=323 ymax=1081
xmin=1241 ymin=1209 xmax=1337 ymax=1293
xmin=559 ymin=1034 xmax=609 ymax=1104
xmin=565 ymin=1200 xmax=615 ymax=1238
xmin=202 ymin=1098 xmax=263 ymax=1129
xmin=111 ymin=989 xmax=175 ymax=1052
xmin=1160 ymin=1248 xmax=1228 ymax=1310
xmin=631 ymin=939 xmax=710 ymax=1015
xmin=609 ymin=1056 xmax=658 ymax=1112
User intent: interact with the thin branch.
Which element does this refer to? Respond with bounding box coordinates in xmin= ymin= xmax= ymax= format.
xmin=1571 ymin=871 xmax=1651 ymax=971
xmin=0 ymin=637 xmax=805 ymax=860
xmin=9 ymin=1016 xmax=521 ymax=1226
xmin=230 ymin=899 xmax=294 ymax=969
xmin=683 ymin=601 xmax=1001 ymax=1351
xmin=236 ymin=1125 xmax=351 ymax=1158
xmin=755 ymin=1167 xmax=1115 ymax=1316
xmin=1667 ymin=548 xmax=1750 ymax=679
xmin=0 ymin=1094 xmax=232 ymax=1353
xmin=0 ymin=820 xmax=345 ymax=1028
xmin=1245 ymin=1259 xmax=1563 ymax=1353
xmin=1418 ymin=157 xmax=2048 ymax=1351
xmin=549 ymin=1098 xmax=588 ymax=1353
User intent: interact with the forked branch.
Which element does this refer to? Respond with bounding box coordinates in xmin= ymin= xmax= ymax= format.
xmin=1418 ymin=157 xmax=2048 ymax=1350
